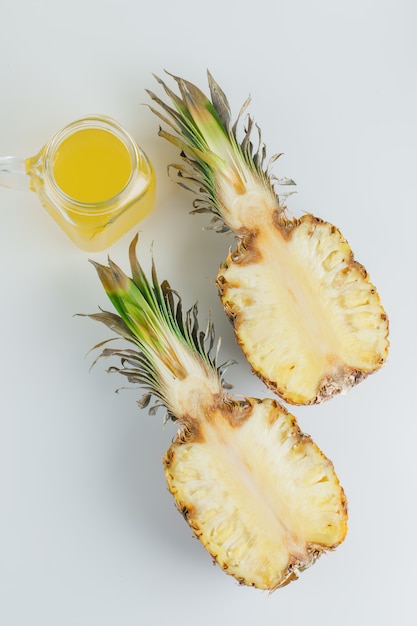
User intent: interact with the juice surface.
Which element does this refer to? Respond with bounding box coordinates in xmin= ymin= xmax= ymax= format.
xmin=53 ymin=128 xmax=132 ymax=202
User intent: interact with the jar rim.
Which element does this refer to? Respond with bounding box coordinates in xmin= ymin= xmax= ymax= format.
xmin=44 ymin=114 xmax=140 ymax=212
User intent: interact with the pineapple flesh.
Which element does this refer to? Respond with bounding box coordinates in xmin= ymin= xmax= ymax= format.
xmin=147 ymin=72 xmax=389 ymax=404
xmin=86 ymin=235 xmax=348 ymax=590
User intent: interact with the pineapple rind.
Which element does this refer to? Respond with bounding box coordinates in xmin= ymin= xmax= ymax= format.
xmin=218 ymin=214 xmax=389 ymax=404
xmin=164 ymin=398 xmax=347 ymax=590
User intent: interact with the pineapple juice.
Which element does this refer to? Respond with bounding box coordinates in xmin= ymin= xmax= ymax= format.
xmin=53 ymin=128 xmax=132 ymax=203
xmin=27 ymin=115 xmax=156 ymax=252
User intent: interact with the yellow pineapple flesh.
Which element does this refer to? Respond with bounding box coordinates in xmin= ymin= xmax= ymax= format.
xmin=218 ymin=214 xmax=388 ymax=403
xmin=165 ymin=398 xmax=347 ymax=590
xmin=86 ymin=236 xmax=347 ymax=590
xmin=147 ymin=72 xmax=389 ymax=404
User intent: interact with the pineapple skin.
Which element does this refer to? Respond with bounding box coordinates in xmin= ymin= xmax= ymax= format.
xmin=164 ymin=396 xmax=348 ymax=591
xmin=217 ymin=213 xmax=389 ymax=405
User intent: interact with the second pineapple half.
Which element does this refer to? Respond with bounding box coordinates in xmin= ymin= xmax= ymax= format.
xmin=85 ymin=235 xmax=347 ymax=591
xmin=147 ymin=72 xmax=389 ymax=405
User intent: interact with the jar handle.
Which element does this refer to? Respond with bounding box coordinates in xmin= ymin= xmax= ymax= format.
xmin=0 ymin=156 xmax=31 ymax=190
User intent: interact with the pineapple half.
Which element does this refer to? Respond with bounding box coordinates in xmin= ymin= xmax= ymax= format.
xmin=85 ymin=235 xmax=347 ymax=591
xmin=146 ymin=72 xmax=389 ymax=405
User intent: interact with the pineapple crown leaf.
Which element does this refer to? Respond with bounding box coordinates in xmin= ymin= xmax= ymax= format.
xmin=206 ymin=69 xmax=232 ymax=130
xmin=85 ymin=235 xmax=232 ymax=419
xmin=147 ymin=71 xmax=226 ymax=155
xmin=147 ymin=70 xmax=289 ymax=231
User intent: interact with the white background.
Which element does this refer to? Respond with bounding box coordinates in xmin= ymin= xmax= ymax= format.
xmin=0 ymin=1 xmax=415 ymax=624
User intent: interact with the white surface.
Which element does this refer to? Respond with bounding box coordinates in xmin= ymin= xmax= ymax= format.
xmin=0 ymin=1 xmax=415 ymax=624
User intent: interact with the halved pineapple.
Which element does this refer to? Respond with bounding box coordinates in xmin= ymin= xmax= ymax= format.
xmin=85 ymin=236 xmax=347 ymax=590
xmin=147 ymin=72 xmax=389 ymax=404
xmin=165 ymin=398 xmax=347 ymax=590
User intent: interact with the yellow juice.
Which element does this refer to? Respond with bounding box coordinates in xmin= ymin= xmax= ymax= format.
xmin=53 ymin=128 xmax=132 ymax=203
xmin=28 ymin=116 xmax=156 ymax=252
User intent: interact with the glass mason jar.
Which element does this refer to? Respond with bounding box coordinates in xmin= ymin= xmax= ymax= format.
xmin=0 ymin=115 xmax=156 ymax=252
